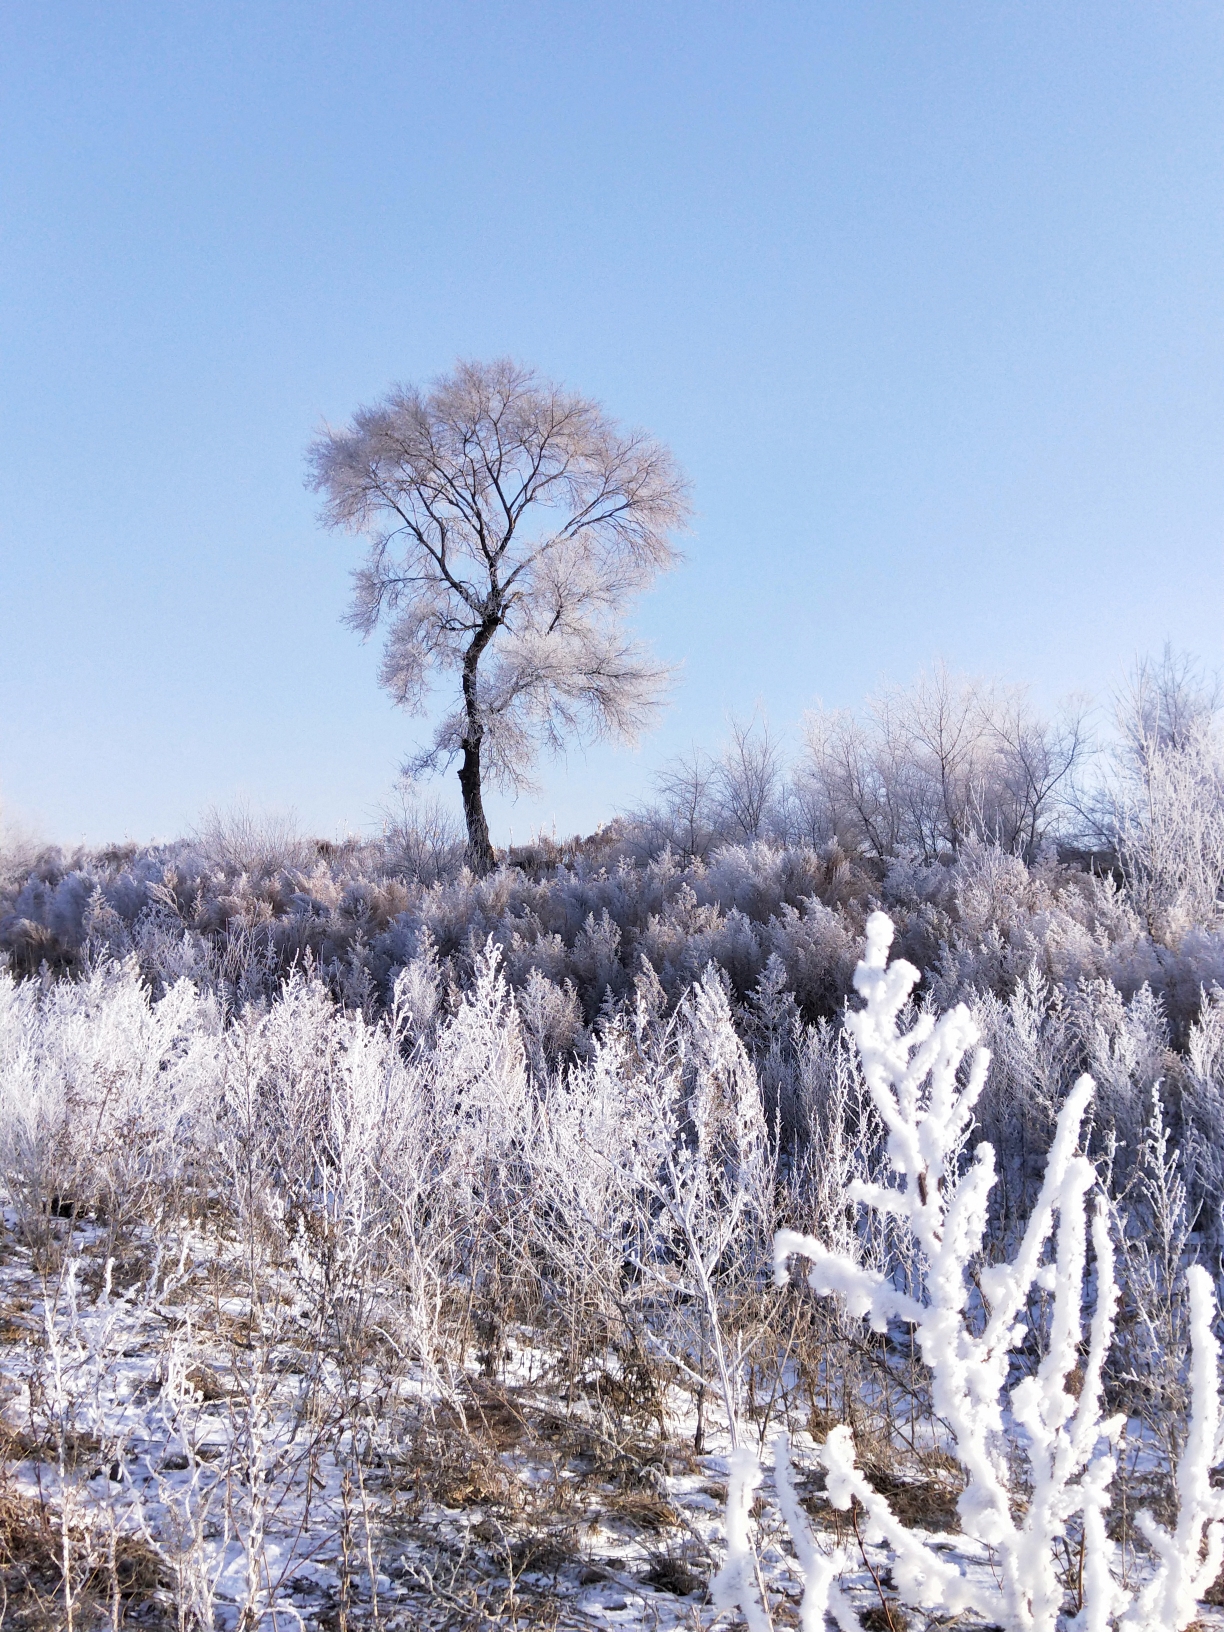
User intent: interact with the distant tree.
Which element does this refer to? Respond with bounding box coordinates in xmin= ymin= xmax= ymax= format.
xmin=1115 ymin=643 xmax=1221 ymax=777
xmin=712 ymin=714 xmax=785 ymax=841
xmin=1109 ymin=646 xmax=1224 ymax=929
xmin=647 ymin=744 xmax=720 ymax=862
xmin=799 ymin=666 xmax=1089 ymax=864
xmin=309 ymin=359 xmax=690 ymax=873
xmin=633 ymin=716 xmax=786 ymax=861
xmin=378 ymin=779 xmax=465 ymax=884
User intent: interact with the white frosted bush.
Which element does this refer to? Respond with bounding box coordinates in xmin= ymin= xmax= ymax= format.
xmin=431 ymin=938 xmax=529 ymax=1168
xmin=389 ymin=932 xmax=443 ymax=1041
xmin=718 ymin=912 xmax=1224 ymax=1632
xmin=516 ymin=966 xmax=585 ymax=1067
xmin=0 ymin=961 xmax=222 ymax=1224
xmin=1116 ymin=723 xmax=1224 ymax=935
xmin=682 ymin=965 xmax=768 ymax=1208
xmin=1183 ymin=986 xmax=1224 ymax=1219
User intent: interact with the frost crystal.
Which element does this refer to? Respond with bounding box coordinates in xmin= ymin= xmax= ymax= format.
xmin=714 ymin=911 xmax=1224 ymax=1632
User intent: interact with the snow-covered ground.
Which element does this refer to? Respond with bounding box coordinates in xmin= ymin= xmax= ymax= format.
xmin=3 ymin=1212 xmax=1127 ymax=1631
xmin=3 ymin=913 xmax=1224 ymax=1628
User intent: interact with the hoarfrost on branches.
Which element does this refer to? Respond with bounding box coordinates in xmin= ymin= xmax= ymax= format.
xmin=308 ymin=357 xmax=690 ymax=872
xmin=714 ymin=911 xmax=1224 ymax=1632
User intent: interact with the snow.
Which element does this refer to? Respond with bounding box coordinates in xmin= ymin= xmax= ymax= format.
xmin=1 ymin=909 xmax=1223 ymax=1627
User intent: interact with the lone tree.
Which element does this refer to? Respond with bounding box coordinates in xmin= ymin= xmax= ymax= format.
xmin=308 ymin=358 xmax=690 ymax=873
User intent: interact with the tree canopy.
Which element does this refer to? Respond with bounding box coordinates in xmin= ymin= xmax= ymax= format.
xmin=309 ymin=358 xmax=690 ymax=872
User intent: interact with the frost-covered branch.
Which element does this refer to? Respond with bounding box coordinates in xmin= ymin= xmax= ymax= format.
xmin=730 ymin=910 xmax=1224 ymax=1632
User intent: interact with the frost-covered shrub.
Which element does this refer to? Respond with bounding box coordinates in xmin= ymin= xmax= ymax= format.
xmin=6 ymin=878 xmax=1224 ymax=1625
xmin=724 ymin=913 xmax=1224 ymax=1632
xmin=7 ymin=824 xmax=1224 ymax=1252
xmin=5 ymin=828 xmax=1215 ymax=1031
xmin=1115 ymin=722 xmax=1224 ymax=937
xmin=0 ymin=961 xmax=223 ymax=1235
xmin=0 ymin=834 xmax=878 ymax=1021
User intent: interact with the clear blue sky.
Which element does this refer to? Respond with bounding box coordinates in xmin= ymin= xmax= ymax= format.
xmin=1 ymin=2 xmax=1221 ymax=846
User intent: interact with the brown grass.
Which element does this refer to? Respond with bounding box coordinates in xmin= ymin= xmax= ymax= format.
xmin=0 ymin=1489 xmax=172 ymax=1629
xmin=641 ymin=1545 xmax=705 ymax=1596
xmin=860 ymin=1461 xmax=963 ymax=1533
xmin=601 ymin=1491 xmax=680 ymax=1533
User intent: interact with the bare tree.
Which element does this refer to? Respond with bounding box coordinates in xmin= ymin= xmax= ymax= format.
xmin=799 ymin=667 xmax=1089 ymax=863
xmin=985 ymin=689 xmax=1089 ymax=858
xmin=712 ymin=714 xmax=784 ymax=841
xmin=378 ymin=780 xmax=465 ymax=883
xmin=1109 ymin=647 xmax=1224 ymax=929
xmin=633 ymin=717 xmax=786 ymax=858
xmin=647 ymin=744 xmax=720 ymax=861
xmin=308 ymin=358 xmax=690 ymax=873
xmin=1115 ymin=643 xmax=1222 ymax=777
xmin=798 ymin=706 xmax=909 ymax=858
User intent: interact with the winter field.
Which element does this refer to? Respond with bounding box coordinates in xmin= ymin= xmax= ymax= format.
xmin=3 ymin=683 xmax=1224 ymax=1629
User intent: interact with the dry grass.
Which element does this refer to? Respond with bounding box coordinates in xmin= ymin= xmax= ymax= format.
xmin=0 ymin=1489 xmax=171 ymax=1630
xmin=641 ymin=1545 xmax=705 ymax=1597
xmin=0 ymin=1423 xmax=105 ymax=1474
xmin=600 ymin=1491 xmax=681 ymax=1534
xmin=859 ymin=1460 xmax=963 ymax=1533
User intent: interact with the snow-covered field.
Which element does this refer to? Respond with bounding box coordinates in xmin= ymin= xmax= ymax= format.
xmin=0 ymin=1213 xmax=1080 ymax=1632
xmin=4 ymin=833 xmax=1224 ymax=1627
xmin=0 ymin=1219 xmax=997 ymax=1629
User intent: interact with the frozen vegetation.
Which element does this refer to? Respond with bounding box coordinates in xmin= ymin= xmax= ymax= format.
xmin=1 ymin=656 xmax=1224 ymax=1626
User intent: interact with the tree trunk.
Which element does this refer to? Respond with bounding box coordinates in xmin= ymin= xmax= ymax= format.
xmin=458 ymin=738 xmax=495 ymax=875
xmin=458 ymin=620 xmax=499 ymax=876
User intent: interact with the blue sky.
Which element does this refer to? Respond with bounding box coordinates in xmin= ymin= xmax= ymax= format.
xmin=1 ymin=2 xmax=1221 ymax=846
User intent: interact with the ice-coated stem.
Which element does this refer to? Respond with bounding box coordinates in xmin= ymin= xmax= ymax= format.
xmin=710 ymin=1444 xmax=774 ymax=1632
xmin=754 ymin=912 xmax=1224 ymax=1632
